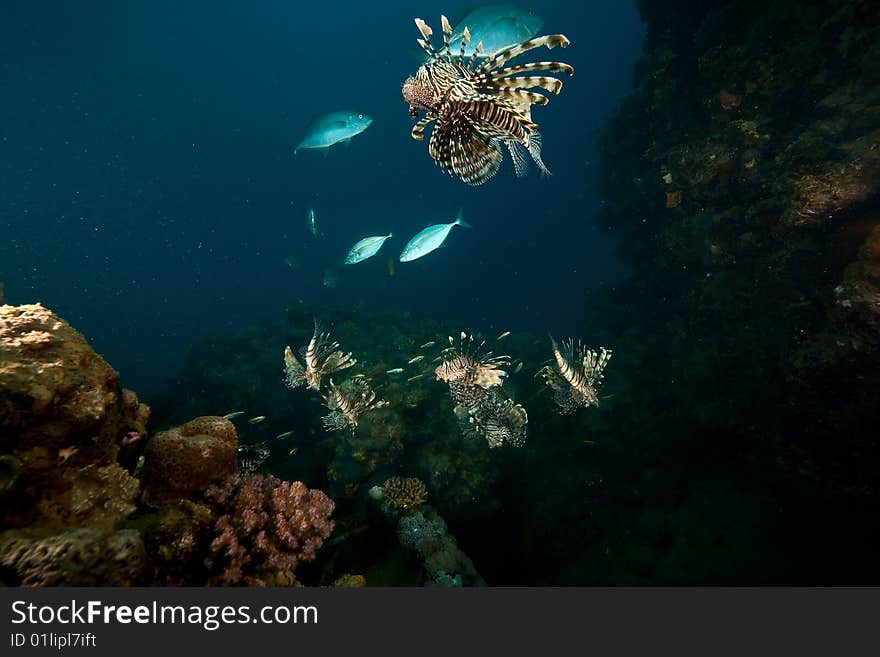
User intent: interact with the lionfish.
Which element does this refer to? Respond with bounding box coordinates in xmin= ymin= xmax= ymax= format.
xmin=464 ymin=388 xmax=529 ymax=448
xmin=402 ymin=14 xmax=573 ymax=185
xmin=321 ymin=375 xmax=387 ymax=432
xmin=436 ymin=331 xmax=527 ymax=448
xmin=538 ymin=337 xmax=613 ymax=414
xmin=435 ymin=331 xmax=509 ymax=407
xmin=283 ymin=319 xmax=356 ymax=391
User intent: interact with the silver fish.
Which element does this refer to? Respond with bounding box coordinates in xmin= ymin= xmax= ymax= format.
xmin=307 ymin=208 xmax=319 ymax=238
xmin=407 ymin=373 xmax=426 ymax=382
xmin=449 ymin=6 xmax=543 ymax=57
xmin=345 ymin=234 xmax=393 ymax=264
xmin=222 ymin=411 xmax=245 ymax=420
xmin=420 ymin=341 xmax=436 ymax=348
xmin=399 ymin=211 xmax=471 ymax=262
xmin=275 ymin=431 xmax=295 ymax=440
xmin=513 ymin=361 xmax=524 ymax=374
xmin=386 ymin=368 xmax=405 ymax=375
xmin=497 ymin=331 xmax=512 ymax=340
xmin=408 ymin=355 xmax=425 ymax=364
xmin=248 ymin=415 xmax=267 ymax=425
xmin=293 ymin=111 xmax=373 ymax=155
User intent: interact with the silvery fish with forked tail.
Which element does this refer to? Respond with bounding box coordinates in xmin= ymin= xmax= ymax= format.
xmin=399 ymin=210 xmax=470 ymax=262
xmin=293 ymin=111 xmax=373 ymax=155
xmin=345 ymin=234 xmax=393 ymax=264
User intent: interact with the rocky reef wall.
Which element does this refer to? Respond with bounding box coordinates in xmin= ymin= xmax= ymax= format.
xmin=590 ymin=0 xmax=880 ymax=500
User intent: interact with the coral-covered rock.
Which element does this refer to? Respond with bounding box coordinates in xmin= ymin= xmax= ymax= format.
xmin=331 ymin=573 xmax=366 ymax=587
xmin=141 ymin=416 xmax=237 ymax=504
xmin=0 ymin=528 xmax=151 ymax=586
xmin=203 ymin=474 xmax=334 ymax=586
xmin=129 ymin=500 xmax=214 ymax=585
xmin=0 ymin=304 xmax=147 ymax=529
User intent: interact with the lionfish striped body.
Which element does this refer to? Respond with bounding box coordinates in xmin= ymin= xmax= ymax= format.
xmin=436 ymin=331 xmax=527 ymax=448
xmin=321 ymin=376 xmax=386 ymax=432
xmin=403 ymin=14 xmax=573 ymax=185
xmin=539 ymin=337 xmax=612 ymax=414
xmin=283 ymin=319 xmax=356 ymax=391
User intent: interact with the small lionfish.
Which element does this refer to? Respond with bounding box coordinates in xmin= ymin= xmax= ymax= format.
xmin=538 ymin=337 xmax=612 ymax=414
xmin=321 ymin=375 xmax=387 ymax=432
xmin=435 ymin=331 xmax=510 ymax=409
xmin=402 ymin=14 xmax=573 ymax=185
xmin=283 ymin=319 xmax=356 ymax=391
xmin=465 ymin=388 xmax=528 ymax=448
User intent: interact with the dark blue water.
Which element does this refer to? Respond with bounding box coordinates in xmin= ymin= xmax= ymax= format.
xmin=0 ymin=1 xmax=643 ymax=396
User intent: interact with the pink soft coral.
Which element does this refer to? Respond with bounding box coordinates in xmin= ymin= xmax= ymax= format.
xmin=203 ymin=474 xmax=334 ymax=586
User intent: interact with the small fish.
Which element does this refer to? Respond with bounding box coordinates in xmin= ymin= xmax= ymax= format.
xmin=399 ymin=210 xmax=471 ymax=262
xmin=275 ymin=431 xmax=295 ymax=440
xmin=345 ymin=234 xmax=393 ymax=264
xmin=293 ymin=111 xmax=373 ymax=156
xmin=407 ymin=373 xmax=426 ymax=382
xmin=288 ymin=447 xmax=299 ymax=457
xmin=407 ymin=355 xmax=425 ymax=364
xmin=420 ymin=341 xmax=436 ymax=348
xmin=222 ymin=411 xmax=245 ymax=420
xmin=307 ymin=208 xmax=319 ymax=238
xmin=513 ymin=361 xmax=524 ymax=374
xmin=238 ymin=441 xmax=271 ymax=475
xmin=386 ymin=368 xmax=405 ymax=375
xmin=248 ymin=415 xmax=267 ymax=425
xmin=432 ymin=355 xmax=443 ymax=363
xmin=284 ymin=255 xmax=299 ymax=269
xmin=497 ymin=331 xmax=512 ymax=340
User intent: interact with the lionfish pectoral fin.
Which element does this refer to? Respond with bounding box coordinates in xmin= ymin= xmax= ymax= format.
xmin=526 ymin=131 xmax=550 ymax=177
xmin=507 ymin=141 xmax=530 ymax=178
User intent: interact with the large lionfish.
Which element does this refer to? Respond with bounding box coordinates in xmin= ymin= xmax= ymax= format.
xmin=321 ymin=375 xmax=387 ymax=432
xmin=538 ymin=337 xmax=612 ymax=414
xmin=402 ymin=14 xmax=573 ymax=185
xmin=283 ymin=319 xmax=356 ymax=391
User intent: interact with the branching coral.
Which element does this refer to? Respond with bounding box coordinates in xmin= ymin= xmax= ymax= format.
xmin=379 ymin=476 xmax=428 ymax=510
xmin=202 ymin=474 xmax=334 ymax=586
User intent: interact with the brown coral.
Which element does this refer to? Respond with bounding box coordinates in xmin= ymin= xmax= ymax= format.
xmin=203 ymin=474 xmax=334 ymax=586
xmin=141 ymin=416 xmax=238 ymax=504
xmin=381 ymin=476 xmax=428 ymax=510
xmin=0 ymin=528 xmax=151 ymax=586
xmin=0 ymin=304 xmax=147 ymax=530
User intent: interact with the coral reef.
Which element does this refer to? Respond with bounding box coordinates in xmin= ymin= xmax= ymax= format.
xmin=0 ymin=303 xmax=147 ymax=530
xmin=202 ymin=474 xmax=335 ymax=586
xmin=0 ymin=528 xmax=151 ymax=586
xmin=393 ymin=509 xmax=485 ymax=587
xmin=374 ymin=476 xmax=428 ymax=510
xmin=140 ymin=416 xmax=238 ymax=504
xmin=593 ymin=0 xmax=880 ymax=500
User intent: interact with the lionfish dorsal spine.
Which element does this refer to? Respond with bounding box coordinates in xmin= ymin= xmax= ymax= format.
xmin=478 ymin=35 xmax=571 ymax=75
